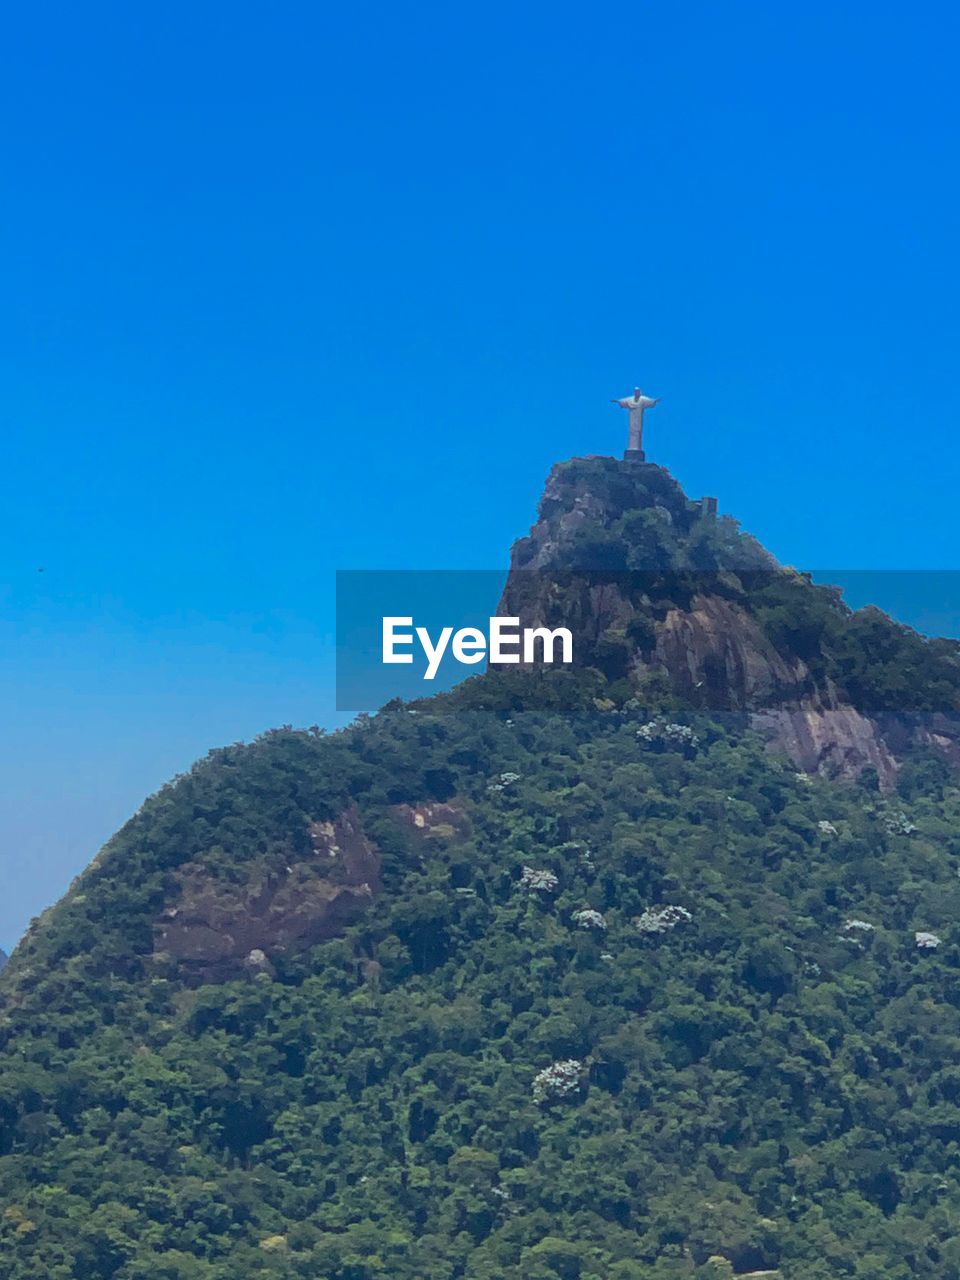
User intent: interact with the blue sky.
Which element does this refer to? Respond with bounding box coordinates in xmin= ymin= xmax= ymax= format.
xmin=2 ymin=3 xmax=959 ymax=946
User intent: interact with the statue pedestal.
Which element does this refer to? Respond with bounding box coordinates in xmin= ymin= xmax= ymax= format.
xmin=624 ymin=449 xmax=646 ymax=462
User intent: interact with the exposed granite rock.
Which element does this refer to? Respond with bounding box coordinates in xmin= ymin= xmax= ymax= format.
xmin=496 ymin=455 xmax=960 ymax=786
xmin=654 ymin=595 xmax=810 ymax=708
xmin=877 ymin=711 xmax=960 ymax=769
xmin=153 ymin=806 xmax=380 ymax=981
xmin=511 ymin=470 xmax=616 ymax=570
xmin=653 ymin=596 xmax=903 ymax=784
xmin=751 ymin=703 xmax=899 ymax=788
xmin=393 ymin=800 xmax=470 ymax=841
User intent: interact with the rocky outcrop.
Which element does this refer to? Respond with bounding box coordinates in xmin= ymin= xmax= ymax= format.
xmin=511 ymin=461 xmax=621 ymax=571
xmin=752 ymin=703 xmax=900 ymax=787
xmin=497 ymin=455 xmax=960 ymax=786
xmin=651 ymin=596 xmax=904 ymax=784
xmin=647 ymin=596 xmax=902 ymax=784
xmin=393 ymin=801 xmax=470 ymax=841
xmin=153 ymin=807 xmax=380 ymax=981
xmin=508 ymin=456 xmax=766 ymax=572
xmin=654 ymin=596 xmax=809 ymax=708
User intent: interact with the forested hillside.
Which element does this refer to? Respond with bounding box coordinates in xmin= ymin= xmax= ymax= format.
xmin=4 ymin=459 xmax=960 ymax=1280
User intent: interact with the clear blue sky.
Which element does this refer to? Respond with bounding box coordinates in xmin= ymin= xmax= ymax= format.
xmin=2 ymin=3 xmax=959 ymax=947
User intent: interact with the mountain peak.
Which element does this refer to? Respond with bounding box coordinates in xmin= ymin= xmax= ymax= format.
xmin=495 ymin=456 xmax=960 ymax=786
xmin=509 ymin=455 xmax=770 ymax=574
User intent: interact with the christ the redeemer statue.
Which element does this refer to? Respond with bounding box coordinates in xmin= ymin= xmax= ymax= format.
xmin=612 ymin=387 xmax=660 ymax=460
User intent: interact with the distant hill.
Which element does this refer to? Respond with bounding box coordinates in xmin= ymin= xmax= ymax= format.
xmin=3 ymin=457 xmax=960 ymax=1279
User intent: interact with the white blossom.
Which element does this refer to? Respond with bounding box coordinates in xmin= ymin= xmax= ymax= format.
xmin=885 ymin=811 xmax=917 ymax=835
xmin=532 ymin=1059 xmax=584 ymax=1104
xmin=916 ymin=931 xmax=942 ymax=950
xmin=636 ymin=720 xmax=700 ymax=751
xmin=520 ymin=866 xmax=559 ymax=894
xmin=572 ymin=908 xmax=607 ymax=931
xmin=636 ymin=904 xmax=692 ymax=935
xmin=488 ymin=771 xmax=521 ymax=793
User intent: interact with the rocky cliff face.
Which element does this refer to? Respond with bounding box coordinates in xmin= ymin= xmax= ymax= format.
xmin=498 ymin=456 xmax=960 ymax=785
xmin=651 ymin=594 xmax=906 ymax=783
xmin=153 ymin=806 xmax=381 ymax=982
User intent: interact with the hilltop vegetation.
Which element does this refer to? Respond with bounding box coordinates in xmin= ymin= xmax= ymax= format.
xmin=4 ymin=688 xmax=960 ymax=1278
xmin=4 ymin=456 xmax=960 ymax=1279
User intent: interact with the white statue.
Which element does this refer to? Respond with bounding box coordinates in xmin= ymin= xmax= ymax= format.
xmin=612 ymin=386 xmax=660 ymax=456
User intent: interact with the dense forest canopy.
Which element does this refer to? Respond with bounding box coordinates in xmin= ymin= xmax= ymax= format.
xmin=4 ymin=458 xmax=960 ymax=1279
